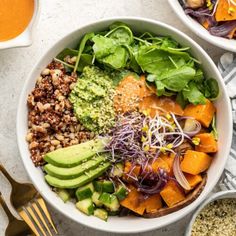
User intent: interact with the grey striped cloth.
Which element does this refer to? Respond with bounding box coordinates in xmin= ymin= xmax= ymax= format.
xmin=217 ymin=53 xmax=236 ymax=191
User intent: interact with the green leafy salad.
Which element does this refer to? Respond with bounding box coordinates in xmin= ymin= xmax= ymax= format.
xmin=55 ymin=21 xmax=219 ymax=108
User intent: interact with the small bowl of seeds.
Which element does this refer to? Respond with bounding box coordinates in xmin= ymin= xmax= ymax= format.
xmin=186 ymin=190 xmax=236 ymax=236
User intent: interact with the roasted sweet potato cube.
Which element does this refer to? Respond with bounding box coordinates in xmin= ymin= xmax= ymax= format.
xmin=144 ymin=193 xmax=162 ymax=213
xmin=160 ymin=180 xmax=185 ymax=207
xmin=120 ymin=185 xmax=146 ymax=215
xmin=180 ymin=150 xmax=212 ymax=175
xmin=215 ymin=0 xmax=236 ymax=22
xmin=184 ymin=100 xmax=216 ymax=127
xmin=185 ymin=173 xmax=203 ymax=189
xmin=161 ymin=154 xmax=175 ymax=176
xmin=195 ymin=133 xmax=218 ymax=153
xmin=151 ymin=157 xmax=170 ymax=173
xmin=123 ymin=161 xmax=141 ymax=182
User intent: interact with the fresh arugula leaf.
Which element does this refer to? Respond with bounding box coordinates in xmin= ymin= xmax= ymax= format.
xmin=92 ymin=34 xmax=130 ymax=69
xmin=157 ymin=66 xmax=196 ymax=92
xmin=155 ymin=80 xmax=165 ymax=96
xmin=74 ymin=32 xmax=95 ymax=72
xmin=194 ymin=68 xmax=204 ymax=82
xmin=102 ymin=46 xmax=128 ymax=69
xmin=92 ymin=35 xmax=118 ymax=59
xmin=204 ymin=78 xmax=220 ymax=100
xmin=182 ymin=81 xmax=206 ymax=105
xmin=136 ymin=45 xmax=193 ymax=75
xmin=160 ymin=37 xmax=179 ymax=49
xmin=106 ymin=25 xmax=133 ymax=45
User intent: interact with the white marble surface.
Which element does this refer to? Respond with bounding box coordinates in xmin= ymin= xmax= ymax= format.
xmin=0 ymin=0 xmax=226 ymax=235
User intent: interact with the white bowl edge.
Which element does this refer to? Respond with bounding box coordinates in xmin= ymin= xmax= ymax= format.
xmin=16 ymin=17 xmax=233 ymax=234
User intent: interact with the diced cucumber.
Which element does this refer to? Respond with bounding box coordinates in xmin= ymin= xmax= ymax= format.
xmin=76 ymin=183 xmax=94 ymax=201
xmin=109 ymin=195 xmax=120 ymax=212
xmin=99 ymin=193 xmax=120 ymax=212
xmin=94 ymin=180 xmax=114 ymax=193
xmin=94 ymin=208 xmax=108 ymax=221
xmin=99 ymin=192 xmax=111 ymax=204
xmin=93 ymin=181 xmax=103 ymax=192
xmin=102 ymin=181 xmax=114 ymax=193
xmin=92 ymin=192 xmax=103 ymax=207
xmin=112 ymin=163 xmax=124 ymax=177
xmin=115 ymin=185 xmax=128 ymax=201
xmin=56 ymin=189 xmax=71 ymax=203
xmin=76 ymin=198 xmax=94 ymax=215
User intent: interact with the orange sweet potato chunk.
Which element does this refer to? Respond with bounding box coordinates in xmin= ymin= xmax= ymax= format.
xmin=161 ymin=154 xmax=175 ymax=176
xmin=180 ymin=150 xmax=212 ymax=175
xmin=120 ymin=185 xmax=146 ymax=215
xmin=144 ymin=193 xmax=162 ymax=213
xmin=195 ymin=133 xmax=218 ymax=153
xmin=160 ymin=180 xmax=185 ymax=207
xmin=123 ymin=161 xmax=141 ymax=182
xmin=151 ymin=157 xmax=170 ymax=173
xmin=139 ymin=95 xmax=184 ymax=117
xmin=184 ymin=99 xmax=216 ymax=127
xmin=215 ymin=0 xmax=236 ymax=22
xmin=185 ymin=173 xmax=203 ymax=189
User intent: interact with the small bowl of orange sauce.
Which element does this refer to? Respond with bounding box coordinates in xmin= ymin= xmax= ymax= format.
xmin=0 ymin=0 xmax=40 ymax=49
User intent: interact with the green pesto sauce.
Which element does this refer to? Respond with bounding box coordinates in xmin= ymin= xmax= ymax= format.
xmin=69 ymin=66 xmax=115 ymax=134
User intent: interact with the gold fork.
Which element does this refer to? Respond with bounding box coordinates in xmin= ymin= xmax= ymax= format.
xmin=0 ymin=191 xmax=33 ymax=236
xmin=0 ymin=164 xmax=58 ymax=236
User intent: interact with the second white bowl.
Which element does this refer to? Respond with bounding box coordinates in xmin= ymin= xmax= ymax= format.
xmin=168 ymin=0 xmax=236 ymax=52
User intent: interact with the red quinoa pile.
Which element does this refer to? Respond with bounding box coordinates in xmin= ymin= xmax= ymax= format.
xmin=26 ymin=60 xmax=93 ymax=166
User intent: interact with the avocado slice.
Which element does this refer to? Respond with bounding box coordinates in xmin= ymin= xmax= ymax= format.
xmin=44 ymin=154 xmax=107 ymax=179
xmin=45 ymin=162 xmax=110 ymax=189
xmin=44 ymin=138 xmax=108 ymax=167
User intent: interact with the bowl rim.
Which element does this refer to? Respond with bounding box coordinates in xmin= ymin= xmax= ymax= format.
xmin=167 ymin=0 xmax=236 ymax=53
xmin=0 ymin=0 xmax=40 ymax=50
xmin=16 ymin=16 xmax=233 ymax=234
xmin=185 ymin=190 xmax=236 ymax=236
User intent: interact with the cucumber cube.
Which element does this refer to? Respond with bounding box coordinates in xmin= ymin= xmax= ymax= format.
xmin=76 ymin=198 xmax=94 ymax=215
xmin=94 ymin=180 xmax=114 ymax=193
xmin=109 ymin=195 xmax=120 ymax=212
xmin=102 ymin=181 xmax=114 ymax=193
xmin=76 ymin=183 xmax=94 ymax=201
xmin=93 ymin=181 xmax=103 ymax=192
xmin=56 ymin=189 xmax=71 ymax=203
xmin=115 ymin=186 xmax=128 ymax=201
xmin=99 ymin=192 xmax=111 ymax=204
xmin=92 ymin=192 xmax=103 ymax=207
xmin=99 ymin=193 xmax=120 ymax=212
xmin=94 ymin=208 xmax=108 ymax=221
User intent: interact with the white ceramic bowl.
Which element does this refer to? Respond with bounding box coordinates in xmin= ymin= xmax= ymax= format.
xmin=168 ymin=0 xmax=236 ymax=52
xmin=16 ymin=17 xmax=232 ymax=234
xmin=0 ymin=0 xmax=40 ymax=50
xmin=185 ymin=190 xmax=236 ymax=235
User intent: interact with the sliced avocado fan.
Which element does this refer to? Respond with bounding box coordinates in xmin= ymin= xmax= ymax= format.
xmin=44 ymin=138 xmax=108 ymax=167
xmin=44 ymin=154 xmax=107 ymax=179
xmin=45 ymin=162 xmax=110 ymax=189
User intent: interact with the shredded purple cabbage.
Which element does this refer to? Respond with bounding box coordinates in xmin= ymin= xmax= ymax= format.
xmin=135 ymin=168 xmax=169 ymax=194
xmin=209 ymin=21 xmax=236 ymax=38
